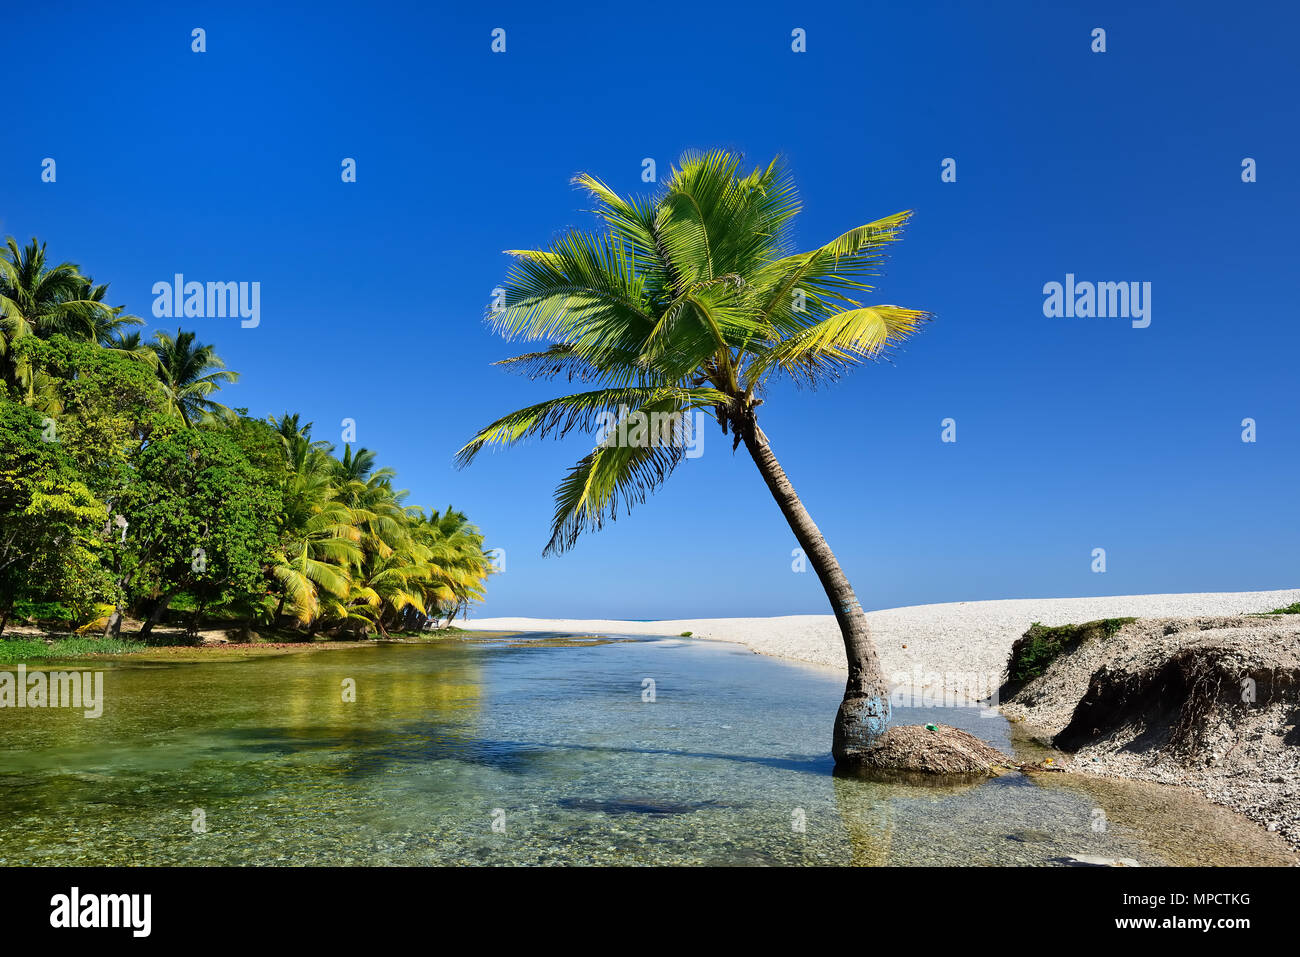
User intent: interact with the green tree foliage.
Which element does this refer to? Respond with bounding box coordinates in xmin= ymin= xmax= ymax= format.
xmin=113 ymin=427 xmax=280 ymax=637
xmin=11 ymin=335 xmax=167 ymax=492
xmin=0 ymin=397 xmax=108 ymax=635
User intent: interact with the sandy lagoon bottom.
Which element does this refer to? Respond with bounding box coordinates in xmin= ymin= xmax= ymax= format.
xmin=0 ymin=634 xmax=1291 ymax=866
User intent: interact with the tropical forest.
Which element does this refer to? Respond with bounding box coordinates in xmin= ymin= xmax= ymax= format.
xmin=0 ymin=237 xmax=495 ymax=651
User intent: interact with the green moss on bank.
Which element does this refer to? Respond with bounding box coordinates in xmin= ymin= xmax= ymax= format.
xmin=1005 ymin=617 xmax=1136 ymax=685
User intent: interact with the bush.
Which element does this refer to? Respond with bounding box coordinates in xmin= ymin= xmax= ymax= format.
xmin=1005 ymin=617 xmax=1136 ymax=685
xmin=11 ymin=600 xmax=78 ymax=625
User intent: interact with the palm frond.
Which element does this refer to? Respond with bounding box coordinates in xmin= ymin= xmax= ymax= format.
xmin=456 ymin=386 xmax=726 ymax=467
xmin=743 ymin=305 xmax=931 ymax=388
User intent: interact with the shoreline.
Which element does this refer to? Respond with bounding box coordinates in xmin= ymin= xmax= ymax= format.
xmin=460 ymin=588 xmax=1300 ymax=689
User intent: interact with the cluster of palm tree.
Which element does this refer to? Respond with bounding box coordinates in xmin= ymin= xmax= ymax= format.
xmin=1 ymin=235 xmax=494 ymax=634
xmin=266 ymin=415 xmax=493 ymax=633
xmin=0 ymin=237 xmax=236 ymax=422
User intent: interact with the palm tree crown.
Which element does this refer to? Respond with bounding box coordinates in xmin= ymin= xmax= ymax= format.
xmin=0 ymin=237 xmax=118 ymax=397
xmin=459 ymin=150 xmax=929 ymax=553
xmin=150 ymin=328 xmax=239 ymax=426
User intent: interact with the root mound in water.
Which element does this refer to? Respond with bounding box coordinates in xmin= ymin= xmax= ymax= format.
xmin=835 ymin=724 xmax=1015 ymax=783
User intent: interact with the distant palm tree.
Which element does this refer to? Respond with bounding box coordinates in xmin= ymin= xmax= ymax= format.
xmin=333 ymin=448 xmax=408 ymax=557
xmin=80 ymin=277 xmax=144 ymax=346
xmin=106 ymin=330 xmax=157 ymax=362
xmin=0 ymin=237 xmax=115 ymax=398
xmin=258 ymin=415 xmax=361 ymax=624
xmin=334 ymin=444 xmax=378 ymax=483
xmin=268 ymin=495 xmax=361 ymax=624
xmin=459 ymin=151 xmax=931 ymax=764
xmin=150 ymin=328 xmax=239 ymax=426
xmin=413 ymin=507 xmax=492 ymax=624
xmin=337 ymin=548 xmax=425 ymax=636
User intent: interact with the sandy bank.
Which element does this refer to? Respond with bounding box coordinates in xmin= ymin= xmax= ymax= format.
xmin=1002 ymin=614 xmax=1300 ymax=850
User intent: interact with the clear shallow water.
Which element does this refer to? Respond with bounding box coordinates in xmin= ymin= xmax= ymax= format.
xmin=0 ymin=634 xmax=1291 ymax=866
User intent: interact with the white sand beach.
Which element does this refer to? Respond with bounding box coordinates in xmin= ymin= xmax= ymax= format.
xmin=463 ymin=588 xmax=1300 ymax=692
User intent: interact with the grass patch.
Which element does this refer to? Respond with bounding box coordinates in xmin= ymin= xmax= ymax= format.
xmin=0 ymin=635 xmax=147 ymax=664
xmin=1005 ymin=617 xmax=1136 ymax=685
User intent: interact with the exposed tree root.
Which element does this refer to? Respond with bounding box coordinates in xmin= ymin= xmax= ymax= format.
xmin=835 ymin=723 xmax=1016 ymax=783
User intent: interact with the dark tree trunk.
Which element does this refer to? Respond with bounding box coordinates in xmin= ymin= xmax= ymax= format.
xmin=139 ymin=593 xmax=174 ymax=641
xmin=739 ymin=416 xmax=891 ymax=764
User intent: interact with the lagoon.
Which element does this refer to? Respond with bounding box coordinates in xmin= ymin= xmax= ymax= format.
xmin=0 ymin=634 xmax=1290 ymax=866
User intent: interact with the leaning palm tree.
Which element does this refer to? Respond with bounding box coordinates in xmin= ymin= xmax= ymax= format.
xmin=150 ymin=328 xmax=239 ymax=426
xmin=335 ymin=547 xmax=427 ymax=636
xmin=267 ymin=496 xmax=361 ymax=625
xmin=458 ymin=151 xmax=931 ymax=764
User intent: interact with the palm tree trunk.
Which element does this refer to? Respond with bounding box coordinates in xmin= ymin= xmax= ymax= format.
xmin=739 ymin=418 xmax=891 ymax=764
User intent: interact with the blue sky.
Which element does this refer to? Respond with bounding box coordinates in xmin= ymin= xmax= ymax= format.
xmin=4 ymin=1 xmax=1297 ymax=618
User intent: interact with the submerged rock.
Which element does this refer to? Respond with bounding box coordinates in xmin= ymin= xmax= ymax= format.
xmin=1006 ymin=829 xmax=1053 ymax=843
xmin=835 ymin=724 xmax=1016 ymax=782
xmin=557 ymin=796 xmax=721 ymax=816
xmin=1055 ymin=854 xmax=1142 ymax=867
